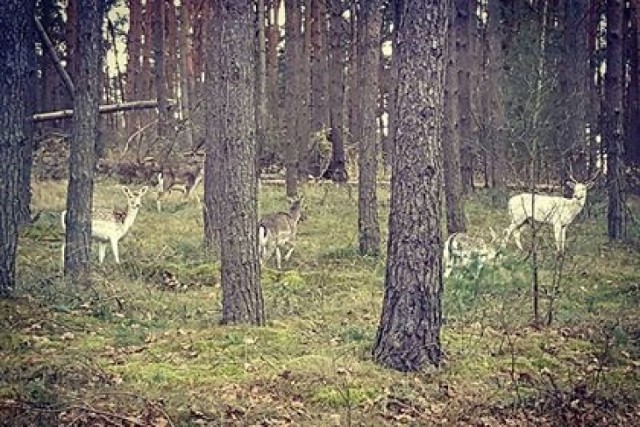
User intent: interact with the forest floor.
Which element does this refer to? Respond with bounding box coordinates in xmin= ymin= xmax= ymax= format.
xmin=1 ymin=179 xmax=640 ymax=426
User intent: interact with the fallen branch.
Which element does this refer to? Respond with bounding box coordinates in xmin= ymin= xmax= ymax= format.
xmin=33 ymin=99 xmax=176 ymax=122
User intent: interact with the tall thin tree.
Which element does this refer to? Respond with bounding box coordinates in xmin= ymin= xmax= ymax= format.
xmin=605 ymin=0 xmax=626 ymax=239
xmin=358 ymin=0 xmax=381 ymax=256
xmin=63 ymin=0 xmax=103 ymax=282
xmin=373 ymin=0 xmax=447 ymax=372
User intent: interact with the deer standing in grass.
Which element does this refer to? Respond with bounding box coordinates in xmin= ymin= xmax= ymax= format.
xmin=258 ymin=197 xmax=305 ymax=269
xmin=61 ymin=186 xmax=148 ymax=265
xmin=503 ymin=172 xmax=599 ymax=253
xmin=155 ymin=166 xmax=204 ymax=212
xmin=443 ymin=228 xmax=502 ymax=279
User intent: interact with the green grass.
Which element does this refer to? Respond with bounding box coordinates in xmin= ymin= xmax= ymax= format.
xmin=1 ymin=180 xmax=639 ymax=425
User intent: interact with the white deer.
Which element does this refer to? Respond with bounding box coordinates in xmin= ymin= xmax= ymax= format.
xmin=443 ymin=227 xmax=502 ymax=279
xmin=258 ymin=197 xmax=305 ymax=269
xmin=61 ymin=186 xmax=149 ymax=265
xmin=503 ymin=172 xmax=598 ymax=252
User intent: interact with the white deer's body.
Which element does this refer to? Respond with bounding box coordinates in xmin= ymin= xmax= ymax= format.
xmin=61 ymin=186 xmax=148 ymax=265
xmin=443 ymin=229 xmax=500 ymax=279
xmin=504 ymin=179 xmax=593 ymax=252
xmin=258 ymin=198 xmax=304 ymax=269
xmin=156 ymin=166 xmax=204 ymax=212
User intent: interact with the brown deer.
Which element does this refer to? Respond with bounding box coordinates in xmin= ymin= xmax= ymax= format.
xmin=258 ymin=197 xmax=305 ymax=269
xmin=155 ymin=166 xmax=204 ymax=212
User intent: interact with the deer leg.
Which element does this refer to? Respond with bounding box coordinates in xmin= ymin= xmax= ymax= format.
xmin=275 ymin=246 xmax=283 ymax=269
xmin=60 ymin=243 xmax=65 ymax=271
xmin=283 ymin=245 xmax=295 ymax=261
xmin=97 ymin=243 xmax=107 ymax=264
xmin=110 ymin=238 xmax=120 ymax=264
xmin=156 ymin=192 xmax=164 ymax=212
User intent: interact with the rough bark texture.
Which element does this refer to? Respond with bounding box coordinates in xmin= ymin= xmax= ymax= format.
xmin=324 ymin=0 xmax=348 ymax=182
xmin=178 ymin=0 xmax=194 ymax=149
xmin=256 ymin=0 xmax=268 ymax=175
xmin=606 ymin=0 xmax=626 ymax=239
xmin=0 ymin=0 xmax=36 ymax=296
xmin=625 ymin=1 xmax=640 ymax=167
xmin=454 ymin=0 xmax=473 ymax=193
xmin=64 ymin=0 xmax=103 ymax=282
xmin=310 ymin=0 xmax=329 ymax=175
xmin=441 ymin=6 xmax=466 ymax=235
xmin=285 ymin=0 xmax=302 ymax=196
xmin=126 ymin=0 xmax=142 ymax=137
xmin=208 ymin=0 xmax=264 ymax=325
xmin=358 ymin=1 xmax=381 ymax=256
xmin=486 ymin=0 xmax=508 ymax=194
xmin=152 ymin=0 xmax=169 ymax=141
xmin=373 ymin=0 xmax=446 ymax=372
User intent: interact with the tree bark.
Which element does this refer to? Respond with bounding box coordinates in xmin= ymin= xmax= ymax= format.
xmin=309 ymin=0 xmax=329 ymax=176
xmin=441 ymin=6 xmax=466 ymax=234
xmin=625 ymin=0 xmax=640 ymax=167
xmin=179 ymin=0 xmax=194 ymax=149
xmin=486 ymin=0 xmax=508 ymax=195
xmin=0 ymin=0 xmax=36 ymax=296
xmin=284 ymin=0 xmax=303 ymax=196
xmin=208 ymin=0 xmax=264 ymax=325
xmin=605 ymin=0 xmax=626 ymax=239
xmin=256 ymin=0 xmax=268 ymax=176
xmin=152 ymin=0 xmax=170 ymax=142
xmin=454 ymin=0 xmax=474 ymax=193
xmin=63 ymin=0 xmax=103 ymax=283
xmin=373 ymin=0 xmax=446 ymax=372
xmin=358 ymin=0 xmax=381 ymax=256
xmin=324 ymin=0 xmax=348 ymax=182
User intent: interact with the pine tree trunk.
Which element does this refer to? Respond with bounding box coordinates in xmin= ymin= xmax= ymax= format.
xmin=284 ymin=0 xmax=302 ymax=196
xmin=152 ymin=0 xmax=169 ymax=143
xmin=357 ymin=1 xmax=381 ymax=256
xmin=309 ymin=0 xmax=329 ymax=176
xmin=606 ymin=0 xmax=626 ymax=239
xmin=455 ymin=0 xmax=474 ymax=193
xmin=179 ymin=0 xmax=194 ymax=149
xmin=325 ymin=0 xmax=347 ymax=181
xmin=442 ymin=6 xmax=466 ymax=234
xmin=0 ymin=0 xmax=36 ymax=296
xmin=208 ymin=0 xmax=264 ymax=325
xmin=625 ymin=0 xmax=640 ymax=167
xmin=64 ymin=0 xmax=103 ymax=283
xmin=256 ymin=0 xmax=268 ymax=176
xmin=373 ymin=0 xmax=446 ymax=373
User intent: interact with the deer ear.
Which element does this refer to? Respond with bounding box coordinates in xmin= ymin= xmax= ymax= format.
xmin=122 ymin=186 xmax=132 ymax=196
xmin=139 ymin=186 xmax=149 ymax=195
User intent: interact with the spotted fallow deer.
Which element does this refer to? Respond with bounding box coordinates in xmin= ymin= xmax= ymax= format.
xmin=61 ymin=186 xmax=148 ymax=265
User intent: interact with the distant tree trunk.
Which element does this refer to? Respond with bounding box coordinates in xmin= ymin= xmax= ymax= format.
xmin=454 ymin=0 xmax=474 ymax=193
xmin=625 ymin=0 xmax=640 ymax=167
xmin=0 ymin=0 xmax=36 ymax=296
xmin=309 ymin=0 xmax=329 ymax=176
xmin=64 ymin=0 xmax=78 ymax=91
xmin=357 ymin=1 xmax=381 ymax=256
xmin=64 ymin=0 xmax=103 ymax=283
xmin=605 ymin=0 xmax=626 ymax=239
xmin=178 ymin=0 xmax=194 ymax=149
xmin=487 ymin=0 xmax=507 ymax=195
xmin=348 ymin=3 xmax=361 ymax=150
xmin=284 ymin=0 xmax=302 ymax=196
xmin=298 ymin=0 xmax=312 ymax=177
xmin=165 ymin=0 xmax=178 ymax=100
xmin=266 ymin=0 xmax=281 ymax=149
xmin=152 ymin=0 xmax=169 ymax=142
xmin=208 ymin=0 xmax=264 ymax=325
xmin=256 ymin=0 xmax=268 ymax=176
xmin=141 ymin=0 xmax=153 ymax=133
xmin=126 ymin=0 xmax=142 ymax=138
xmin=325 ymin=0 xmax=348 ymax=181
xmin=441 ymin=6 xmax=466 ymax=234
xmin=373 ymin=0 xmax=446 ymax=372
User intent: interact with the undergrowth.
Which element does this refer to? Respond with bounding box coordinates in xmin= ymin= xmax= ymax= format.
xmin=1 ymin=181 xmax=639 ymax=425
